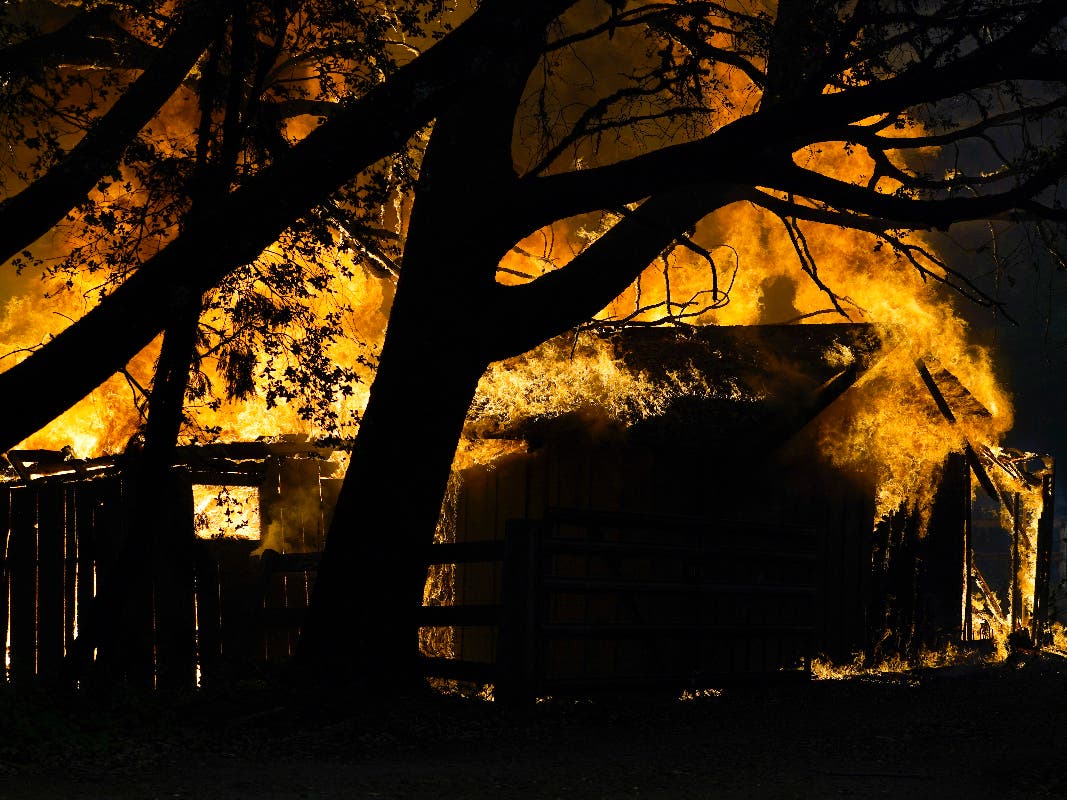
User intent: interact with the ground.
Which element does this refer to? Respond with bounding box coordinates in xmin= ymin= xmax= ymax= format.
xmin=2 ymin=653 xmax=1065 ymax=799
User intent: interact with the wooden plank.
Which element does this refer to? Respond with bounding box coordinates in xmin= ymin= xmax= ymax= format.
xmin=542 ymin=577 xmax=816 ymax=596
xmin=819 ymin=486 xmax=844 ymax=661
xmin=210 ymin=539 xmax=261 ymax=666
xmin=524 ymin=448 xmax=548 ymax=521
xmin=89 ymin=475 xmax=123 ymax=672
xmin=589 ymin=445 xmax=623 ymax=511
xmin=35 ymin=481 xmax=66 ymax=679
xmin=319 ymin=477 xmax=343 ymax=537
xmin=258 ymin=459 xmax=284 ymax=552
xmin=8 ymin=487 xmax=37 ymax=683
xmin=259 ymin=550 xmax=321 ymax=572
xmin=1033 ymin=469 xmax=1056 ymax=644
xmin=154 ymin=475 xmax=196 ymax=691
xmin=426 ymin=540 xmax=506 ymax=565
xmin=64 ymin=485 xmax=77 ymax=655
xmin=541 ymin=537 xmax=817 ymax=562
xmin=541 ymin=622 xmax=817 ymax=639
xmin=106 ymin=475 xmax=154 ymax=688
xmin=193 ymin=538 xmax=221 ymax=683
xmin=496 ymin=521 xmax=541 ymax=705
xmin=1011 ymin=492 xmax=1023 ymax=630
xmin=260 ymin=606 xmax=308 ymax=628
xmin=618 ymin=448 xmax=651 ymax=515
xmin=419 ymin=656 xmax=498 ymax=683
xmin=545 ymin=506 xmax=818 ymax=538
xmin=0 ymin=487 xmax=10 ymax=678
xmin=184 ymin=470 xmax=264 ymax=488
xmin=263 ymin=566 xmax=292 ymax=661
xmin=279 ymin=458 xmax=321 ymax=551
xmin=415 ymin=604 xmax=502 ymax=627
xmin=540 ymin=670 xmax=809 ymax=695
xmin=257 ymin=461 xmax=291 ymax=659
xmin=278 ymin=459 xmax=313 ymax=649
xmin=73 ymin=481 xmax=98 ymax=670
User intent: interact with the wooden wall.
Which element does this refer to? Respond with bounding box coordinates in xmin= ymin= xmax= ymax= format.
xmin=452 ymin=436 xmax=878 ymax=672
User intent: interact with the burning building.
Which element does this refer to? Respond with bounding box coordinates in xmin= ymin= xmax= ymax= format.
xmin=1 ymin=323 xmax=1054 ymax=697
xmin=437 ymin=324 xmax=1056 ymax=695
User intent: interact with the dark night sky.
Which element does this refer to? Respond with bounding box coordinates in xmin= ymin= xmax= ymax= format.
xmin=948 ymin=233 xmax=1067 ymax=515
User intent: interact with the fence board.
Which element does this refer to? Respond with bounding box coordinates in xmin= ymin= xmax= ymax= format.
xmin=0 ymin=488 xmax=9 ymax=678
xmin=8 ymin=487 xmax=37 ymax=683
xmin=64 ymin=485 xmax=78 ymax=654
xmin=36 ymin=482 xmax=66 ymax=678
xmin=211 ymin=539 xmax=262 ymax=667
xmin=154 ymin=476 xmax=196 ymax=690
xmin=193 ymin=538 xmax=222 ymax=682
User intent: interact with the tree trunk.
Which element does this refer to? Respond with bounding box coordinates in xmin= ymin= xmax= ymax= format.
xmin=296 ymin=303 xmax=488 ymax=690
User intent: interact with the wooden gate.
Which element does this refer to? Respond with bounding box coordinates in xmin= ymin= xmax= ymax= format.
xmin=424 ymin=508 xmax=819 ymax=701
xmin=497 ymin=509 xmax=817 ymax=700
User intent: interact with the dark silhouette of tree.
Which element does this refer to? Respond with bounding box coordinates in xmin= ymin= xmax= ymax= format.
xmin=1 ymin=0 xmax=1066 ymax=688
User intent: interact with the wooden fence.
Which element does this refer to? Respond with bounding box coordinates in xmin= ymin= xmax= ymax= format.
xmin=417 ymin=508 xmax=818 ymax=701
xmin=1 ymin=477 xmax=818 ymax=695
xmin=0 ymin=446 xmax=341 ymax=689
xmin=0 ymin=472 xmax=128 ymax=685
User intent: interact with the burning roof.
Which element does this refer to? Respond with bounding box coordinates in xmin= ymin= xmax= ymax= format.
xmin=469 ymin=323 xmax=885 ymax=453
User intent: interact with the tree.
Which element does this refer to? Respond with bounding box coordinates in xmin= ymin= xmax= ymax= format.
xmin=298 ymin=0 xmax=1067 ymax=686
xmin=0 ymin=0 xmax=576 ymax=449
xmin=2 ymin=0 xmax=1066 ymax=689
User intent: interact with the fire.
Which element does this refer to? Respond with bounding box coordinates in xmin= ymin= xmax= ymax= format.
xmin=1 ymin=239 xmax=387 ymax=454
xmin=0 ymin=272 xmax=160 ymax=456
xmin=491 ymin=198 xmax=1011 ymax=531
xmin=985 ymin=445 xmax=1048 ymax=635
xmin=193 ymin=485 xmax=260 ymax=540
xmin=468 ymin=335 xmax=718 ymax=438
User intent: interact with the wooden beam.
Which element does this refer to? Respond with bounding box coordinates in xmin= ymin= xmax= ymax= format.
xmin=915 ymin=357 xmax=1002 ymax=504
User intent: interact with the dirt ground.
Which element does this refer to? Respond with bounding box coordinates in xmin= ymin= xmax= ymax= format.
xmin=2 ymin=653 xmax=1066 ymax=800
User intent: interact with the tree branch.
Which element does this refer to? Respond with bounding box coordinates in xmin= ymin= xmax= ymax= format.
xmin=0 ymin=0 xmax=580 ymax=453
xmin=0 ymin=2 xmax=223 ymax=267
xmin=0 ymin=7 xmax=158 ymax=76
xmin=493 ymin=184 xmax=742 ymax=359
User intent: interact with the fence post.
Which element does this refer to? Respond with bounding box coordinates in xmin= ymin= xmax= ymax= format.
xmin=498 ymin=519 xmax=540 ymax=706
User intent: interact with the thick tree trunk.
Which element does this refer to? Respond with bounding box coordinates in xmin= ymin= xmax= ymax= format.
xmin=296 ymin=306 xmax=488 ymax=690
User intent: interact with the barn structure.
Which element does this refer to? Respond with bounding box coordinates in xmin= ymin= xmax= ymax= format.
xmin=441 ymin=323 xmax=1057 ymax=696
xmin=0 ymin=323 xmax=1056 ymax=697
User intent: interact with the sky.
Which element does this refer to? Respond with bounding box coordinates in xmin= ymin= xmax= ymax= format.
xmin=948 ymin=232 xmax=1067 ymax=515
